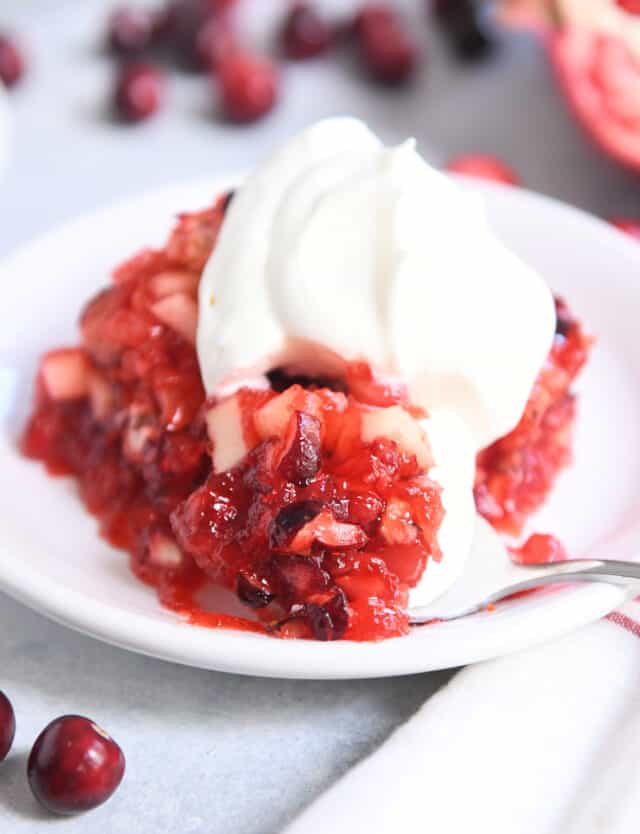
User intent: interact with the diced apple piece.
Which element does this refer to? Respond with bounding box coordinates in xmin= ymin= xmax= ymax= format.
xmin=254 ymin=385 xmax=323 ymax=441
xmin=151 ymin=292 xmax=198 ymax=343
xmin=360 ymin=406 xmax=433 ymax=468
xmin=87 ymin=371 xmax=114 ymax=420
xmin=148 ymin=531 xmax=183 ymax=567
xmin=206 ymin=395 xmax=249 ymax=473
xmin=288 ymin=509 xmax=368 ymax=555
xmin=379 ymin=498 xmax=419 ymax=546
xmin=41 ymin=349 xmax=91 ymax=401
xmin=150 ymin=270 xmax=200 ymax=299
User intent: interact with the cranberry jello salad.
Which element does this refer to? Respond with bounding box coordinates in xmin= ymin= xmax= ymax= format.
xmin=23 ymin=119 xmax=591 ymax=641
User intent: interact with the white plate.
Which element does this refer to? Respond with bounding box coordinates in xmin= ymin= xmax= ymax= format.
xmin=1 ymin=177 xmax=640 ymax=679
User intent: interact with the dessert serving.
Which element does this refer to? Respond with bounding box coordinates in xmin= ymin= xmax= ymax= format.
xmin=21 ymin=119 xmax=591 ymax=642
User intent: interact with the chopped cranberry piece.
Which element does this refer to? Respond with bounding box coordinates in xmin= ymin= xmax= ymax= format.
xmin=355 ymin=5 xmax=417 ymax=84
xmin=268 ymin=501 xmax=324 ymax=550
xmin=114 ymin=62 xmax=166 ymax=123
xmin=271 ymin=554 xmax=329 ymax=601
xmin=194 ymin=17 xmax=236 ymax=71
xmin=512 ymin=533 xmax=568 ymax=565
xmin=306 ymin=588 xmax=349 ymax=640
xmin=237 ymin=571 xmax=274 ymax=608
xmin=0 ymin=691 xmax=15 ymax=761
xmin=446 ymin=154 xmax=520 ymax=186
xmin=554 ymin=296 xmax=575 ymax=338
xmin=27 ymin=716 xmax=125 ymax=815
xmin=107 ymin=7 xmax=154 ymax=55
xmin=610 ymin=218 xmax=640 ymax=241
xmin=277 ymin=411 xmax=322 ymax=485
xmin=615 ymin=0 xmax=640 ymax=13
xmin=221 ymin=190 xmax=235 ymax=213
xmin=218 ymin=51 xmax=278 ymax=123
xmin=0 ymin=34 xmax=25 ymax=88
xmin=282 ymin=3 xmax=332 ymax=60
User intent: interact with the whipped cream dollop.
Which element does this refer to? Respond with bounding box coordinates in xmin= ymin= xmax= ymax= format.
xmin=197 ymin=118 xmax=555 ymax=605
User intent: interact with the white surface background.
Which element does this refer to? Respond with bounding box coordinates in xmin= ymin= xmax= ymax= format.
xmin=0 ymin=1 xmax=638 ymax=832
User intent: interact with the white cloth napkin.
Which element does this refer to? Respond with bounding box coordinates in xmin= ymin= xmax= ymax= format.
xmin=284 ymin=597 xmax=640 ymax=834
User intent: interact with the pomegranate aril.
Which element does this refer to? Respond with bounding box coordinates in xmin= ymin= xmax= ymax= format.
xmin=0 ymin=691 xmax=15 ymax=762
xmin=277 ymin=411 xmax=322 ymax=485
xmin=114 ymin=62 xmax=165 ymax=122
xmin=218 ymin=51 xmax=278 ymax=123
xmin=27 ymin=715 xmax=125 ymax=815
xmin=271 ymin=553 xmax=329 ymax=600
xmin=0 ymin=34 xmax=25 ymax=88
xmin=107 ymin=7 xmax=154 ymax=55
xmin=446 ymin=154 xmax=520 ymax=186
xmin=610 ymin=218 xmax=640 ymax=240
xmin=268 ymin=500 xmax=324 ymax=550
xmin=237 ymin=572 xmax=274 ymax=608
xmin=282 ymin=3 xmax=332 ymax=60
xmin=306 ymin=588 xmax=349 ymax=641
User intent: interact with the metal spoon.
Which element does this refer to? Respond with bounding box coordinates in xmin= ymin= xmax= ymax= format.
xmin=409 ymin=519 xmax=640 ymax=624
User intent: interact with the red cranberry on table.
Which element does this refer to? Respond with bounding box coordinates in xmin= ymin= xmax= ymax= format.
xmin=610 ymin=218 xmax=640 ymax=240
xmin=281 ymin=3 xmax=332 ymax=60
xmin=218 ymin=52 xmax=278 ymax=123
xmin=355 ymin=4 xmax=418 ymax=84
xmin=0 ymin=34 xmax=25 ymax=88
xmin=0 ymin=691 xmax=16 ymax=761
xmin=107 ymin=7 xmax=154 ymax=55
xmin=445 ymin=154 xmax=521 ymax=185
xmin=114 ymin=62 xmax=166 ymax=122
xmin=27 ymin=715 xmax=125 ymax=815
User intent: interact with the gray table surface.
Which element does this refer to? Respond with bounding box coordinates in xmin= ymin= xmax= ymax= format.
xmin=0 ymin=1 xmax=638 ymax=832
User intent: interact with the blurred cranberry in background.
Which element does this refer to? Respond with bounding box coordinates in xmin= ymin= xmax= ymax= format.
xmin=107 ymin=7 xmax=154 ymax=55
xmin=431 ymin=0 xmax=493 ymax=61
xmin=0 ymin=33 xmax=25 ymax=88
xmin=218 ymin=51 xmax=278 ymax=122
xmin=610 ymin=218 xmax=640 ymax=240
xmin=114 ymin=62 xmax=166 ymax=122
xmin=446 ymin=154 xmax=521 ymax=185
xmin=161 ymin=0 xmax=232 ymax=69
xmin=355 ymin=4 xmax=418 ymax=83
xmin=282 ymin=3 xmax=332 ymax=60
xmin=194 ymin=17 xmax=236 ymax=71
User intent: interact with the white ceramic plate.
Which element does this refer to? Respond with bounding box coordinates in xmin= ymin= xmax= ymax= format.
xmin=2 ymin=177 xmax=640 ymax=679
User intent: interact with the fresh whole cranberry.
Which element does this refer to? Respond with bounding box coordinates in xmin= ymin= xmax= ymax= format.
xmin=27 ymin=715 xmax=125 ymax=815
xmin=445 ymin=154 xmax=520 ymax=185
xmin=107 ymin=7 xmax=154 ymax=55
xmin=114 ymin=62 xmax=165 ymax=123
xmin=282 ymin=3 xmax=332 ymax=60
xmin=218 ymin=52 xmax=278 ymax=123
xmin=0 ymin=34 xmax=25 ymax=88
xmin=615 ymin=0 xmax=640 ymax=13
xmin=610 ymin=218 xmax=640 ymax=241
xmin=0 ymin=691 xmax=16 ymax=761
xmin=355 ymin=5 xmax=417 ymax=84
